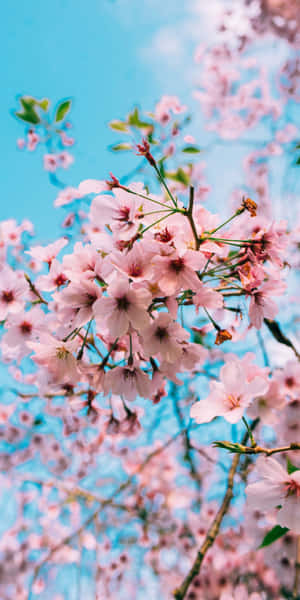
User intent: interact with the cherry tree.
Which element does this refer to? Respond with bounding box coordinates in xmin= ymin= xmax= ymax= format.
xmin=1 ymin=2 xmax=300 ymax=599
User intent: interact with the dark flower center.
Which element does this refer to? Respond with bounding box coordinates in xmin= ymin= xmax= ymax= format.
xmin=116 ymin=206 xmax=132 ymax=224
xmin=170 ymin=257 xmax=185 ymax=273
xmin=155 ymin=227 xmax=173 ymax=243
xmin=20 ymin=321 xmax=32 ymax=335
xmin=2 ymin=290 xmax=14 ymax=303
xmin=128 ymin=263 xmax=142 ymax=277
xmin=54 ymin=274 xmax=67 ymax=287
xmin=85 ymin=293 xmax=97 ymax=306
xmin=116 ymin=295 xmax=130 ymax=311
xmin=123 ymin=368 xmax=136 ymax=380
xmin=155 ymin=326 xmax=168 ymax=341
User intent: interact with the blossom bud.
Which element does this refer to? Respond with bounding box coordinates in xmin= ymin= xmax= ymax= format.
xmin=136 ymin=139 xmax=156 ymax=166
xmin=242 ymin=197 xmax=257 ymax=217
xmin=215 ymin=329 xmax=232 ymax=345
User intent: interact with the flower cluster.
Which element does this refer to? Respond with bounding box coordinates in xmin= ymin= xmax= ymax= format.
xmin=2 ymin=9 xmax=300 ymax=599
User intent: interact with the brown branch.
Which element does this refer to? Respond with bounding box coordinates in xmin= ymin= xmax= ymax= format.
xmin=293 ymin=535 xmax=300 ymax=599
xmin=173 ymin=422 xmax=258 ymax=600
xmin=214 ymin=441 xmax=300 ymax=456
xmin=27 ymin=426 xmax=188 ymax=597
xmin=24 ymin=273 xmax=48 ymax=305
xmin=185 ymin=186 xmax=200 ymax=250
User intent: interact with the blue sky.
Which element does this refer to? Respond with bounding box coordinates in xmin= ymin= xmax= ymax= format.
xmin=1 ymin=0 xmax=291 ymax=240
xmin=1 ymin=0 xmax=216 ymax=239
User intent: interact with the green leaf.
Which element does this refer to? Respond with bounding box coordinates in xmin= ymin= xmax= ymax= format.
xmin=37 ymin=98 xmax=50 ymax=111
xmin=287 ymin=458 xmax=299 ymax=474
xmin=15 ymin=107 xmax=40 ymax=124
xmin=111 ymin=143 xmax=132 ymax=152
xmin=213 ymin=441 xmax=246 ymax=453
xmin=296 ymin=156 xmax=300 ymax=165
xmin=147 ymin=132 xmax=158 ymax=145
xmin=165 ymin=168 xmax=190 ymax=186
xmin=20 ymin=96 xmax=36 ymax=109
xmin=157 ymin=158 xmax=166 ymax=178
xmin=128 ymin=107 xmax=153 ymax=130
xmin=182 ymin=145 xmax=201 ymax=154
xmin=15 ymin=96 xmax=40 ymax=123
xmin=109 ymin=120 xmax=129 ymax=133
xmin=264 ymin=319 xmax=296 ymax=351
xmin=55 ymin=99 xmax=72 ymax=122
xmin=259 ymin=525 xmax=289 ymax=548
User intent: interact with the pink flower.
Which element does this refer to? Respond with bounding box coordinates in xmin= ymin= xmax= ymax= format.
xmin=60 ymin=131 xmax=75 ymax=147
xmin=27 ymin=130 xmax=40 ymax=151
xmin=141 ymin=312 xmax=188 ymax=363
xmin=179 ymin=341 xmax=208 ymax=370
xmin=43 ymin=154 xmax=58 ymax=172
xmin=36 ymin=259 xmax=68 ymax=291
xmin=58 ymin=151 xmax=74 ymax=169
xmin=17 ymin=138 xmax=26 ymax=149
xmin=78 ymin=179 xmax=109 ymax=195
xmin=183 ymin=135 xmax=196 ymax=143
xmin=111 ymin=243 xmax=153 ymax=282
xmin=54 ymin=186 xmax=82 ymax=208
xmin=28 ymin=334 xmax=80 ymax=384
xmin=248 ymin=281 xmax=284 ymax=329
xmin=274 ymin=361 xmax=300 ymax=400
xmin=32 ymin=578 xmax=45 ymax=594
xmin=62 ymin=242 xmax=105 ymax=282
xmin=151 ymin=249 xmax=206 ymax=296
xmin=155 ymin=95 xmax=187 ymax=124
xmin=247 ymin=379 xmax=285 ymax=424
xmin=27 ymin=238 xmax=68 ymax=267
xmin=252 ymin=221 xmax=288 ymax=267
xmin=0 ymin=267 xmax=27 ymax=320
xmin=193 ymin=282 xmax=223 ymax=312
xmin=91 ymin=188 xmax=140 ymax=240
xmin=104 ymin=364 xmax=151 ymax=401
xmin=54 ymin=279 xmax=102 ymax=328
xmin=246 ymin=457 xmax=300 ymax=534
xmin=221 ymin=588 xmax=263 ymax=600
xmin=0 ymin=404 xmax=15 ymax=424
xmin=190 ymin=359 xmax=269 ymax=424
xmin=93 ymin=279 xmax=151 ymax=338
xmin=0 ymin=219 xmax=23 ymax=246
xmin=276 ymin=124 xmax=298 ymax=144
xmin=2 ymin=306 xmax=45 ymax=359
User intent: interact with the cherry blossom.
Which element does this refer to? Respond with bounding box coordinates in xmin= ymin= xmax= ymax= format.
xmin=142 ymin=312 xmax=189 ymax=363
xmin=0 ymin=267 xmax=28 ymax=320
xmin=93 ymin=278 xmax=151 ymax=338
xmin=5 ymin=13 xmax=300 ymax=599
xmin=190 ymin=359 xmax=269 ymax=424
xmin=246 ymin=457 xmax=300 ymax=534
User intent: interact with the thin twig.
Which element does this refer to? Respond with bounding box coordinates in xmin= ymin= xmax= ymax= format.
xmin=173 ymin=423 xmax=258 ymax=599
xmin=215 ymin=442 xmax=300 ymax=456
xmin=25 ymin=273 xmax=48 ymax=305
xmin=185 ymin=186 xmax=200 ymax=250
xmin=27 ymin=426 xmax=188 ymax=598
xmin=293 ymin=535 xmax=300 ymax=599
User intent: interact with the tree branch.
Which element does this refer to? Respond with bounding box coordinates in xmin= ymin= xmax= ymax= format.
xmin=185 ymin=186 xmax=200 ymax=250
xmin=27 ymin=426 xmax=189 ymax=598
xmin=173 ymin=422 xmax=258 ymax=599
xmin=293 ymin=535 xmax=300 ymax=599
xmin=214 ymin=441 xmax=300 ymax=456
